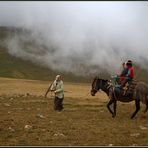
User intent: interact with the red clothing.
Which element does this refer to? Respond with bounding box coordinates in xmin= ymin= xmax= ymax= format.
xmin=127 ymin=66 xmax=135 ymax=79
xmin=119 ymin=76 xmax=125 ymax=82
xmin=119 ymin=66 xmax=135 ymax=84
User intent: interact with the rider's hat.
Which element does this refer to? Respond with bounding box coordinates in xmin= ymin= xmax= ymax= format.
xmin=126 ymin=60 xmax=132 ymax=66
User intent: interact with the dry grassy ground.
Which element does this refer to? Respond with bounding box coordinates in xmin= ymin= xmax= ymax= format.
xmin=0 ymin=77 xmax=148 ymax=146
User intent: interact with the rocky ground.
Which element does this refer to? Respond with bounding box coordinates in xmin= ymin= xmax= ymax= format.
xmin=0 ymin=77 xmax=148 ymax=146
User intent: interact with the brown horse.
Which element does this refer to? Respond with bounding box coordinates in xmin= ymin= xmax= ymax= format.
xmin=90 ymin=76 xmax=148 ymax=119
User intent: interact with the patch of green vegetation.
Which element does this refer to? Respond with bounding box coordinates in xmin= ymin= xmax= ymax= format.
xmin=0 ymin=48 xmax=89 ymax=82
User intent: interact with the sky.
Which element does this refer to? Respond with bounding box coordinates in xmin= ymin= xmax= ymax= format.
xmin=0 ymin=1 xmax=148 ymax=76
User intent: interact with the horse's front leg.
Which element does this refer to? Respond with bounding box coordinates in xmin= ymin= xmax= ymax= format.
xmin=107 ymin=89 xmax=116 ymax=118
xmin=107 ymin=99 xmax=114 ymax=117
xmin=112 ymin=100 xmax=117 ymax=118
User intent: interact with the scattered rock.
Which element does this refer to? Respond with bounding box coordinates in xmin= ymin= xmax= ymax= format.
xmin=139 ymin=125 xmax=147 ymax=130
xmin=36 ymin=114 xmax=45 ymax=119
xmin=8 ymin=126 xmax=15 ymax=132
xmin=9 ymin=98 xmax=14 ymax=101
xmin=24 ymin=125 xmax=32 ymax=130
xmin=54 ymin=133 xmax=58 ymax=136
xmin=49 ymin=121 xmax=53 ymax=124
xmin=59 ymin=133 xmax=65 ymax=137
xmin=3 ymin=103 xmax=10 ymax=107
xmin=8 ymin=111 xmax=11 ymax=114
xmin=53 ymin=132 xmax=66 ymax=137
xmin=41 ymin=129 xmax=46 ymax=132
xmin=130 ymin=133 xmax=140 ymax=137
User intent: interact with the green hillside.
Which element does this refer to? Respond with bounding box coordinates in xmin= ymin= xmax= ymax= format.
xmin=0 ymin=47 xmax=90 ymax=83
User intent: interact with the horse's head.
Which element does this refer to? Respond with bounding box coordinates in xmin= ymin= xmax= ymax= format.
xmin=91 ymin=76 xmax=109 ymax=96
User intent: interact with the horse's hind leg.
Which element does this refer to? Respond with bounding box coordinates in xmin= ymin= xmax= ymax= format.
xmin=107 ymin=99 xmax=114 ymax=117
xmin=131 ymin=99 xmax=140 ymax=119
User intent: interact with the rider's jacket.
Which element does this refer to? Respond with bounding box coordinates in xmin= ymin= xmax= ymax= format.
xmin=126 ymin=66 xmax=135 ymax=79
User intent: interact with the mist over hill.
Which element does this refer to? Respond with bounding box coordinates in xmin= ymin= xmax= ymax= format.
xmin=0 ymin=26 xmax=112 ymax=81
xmin=0 ymin=2 xmax=148 ymax=83
xmin=0 ymin=26 xmax=148 ymax=83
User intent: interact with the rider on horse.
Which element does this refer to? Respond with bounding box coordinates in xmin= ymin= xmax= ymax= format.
xmin=120 ymin=60 xmax=135 ymax=89
xmin=111 ymin=60 xmax=135 ymax=95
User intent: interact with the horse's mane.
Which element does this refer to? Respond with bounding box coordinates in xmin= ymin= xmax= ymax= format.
xmin=94 ymin=76 xmax=109 ymax=82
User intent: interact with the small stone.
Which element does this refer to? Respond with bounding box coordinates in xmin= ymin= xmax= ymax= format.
xmin=49 ymin=121 xmax=53 ymax=124
xmin=10 ymin=98 xmax=14 ymax=101
xmin=8 ymin=127 xmax=15 ymax=132
xmin=130 ymin=133 xmax=140 ymax=137
xmin=4 ymin=103 xmax=10 ymax=107
xmin=41 ymin=129 xmax=46 ymax=132
xmin=53 ymin=132 xmax=65 ymax=137
xmin=59 ymin=133 xmax=65 ymax=137
xmin=36 ymin=114 xmax=45 ymax=119
xmin=24 ymin=125 xmax=32 ymax=130
xmin=139 ymin=125 xmax=147 ymax=130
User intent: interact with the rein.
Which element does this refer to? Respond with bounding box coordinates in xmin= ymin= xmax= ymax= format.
xmin=92 ymin=78 xmax=113 ymax=95
xmin=93 ymin=78 xmax=99 ymax=92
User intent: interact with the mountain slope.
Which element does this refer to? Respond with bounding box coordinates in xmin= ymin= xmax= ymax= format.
xmin=0 ymin=26 xmax=148 ymax=83
xmin=0 ymin=47 xmax=90 ymax=83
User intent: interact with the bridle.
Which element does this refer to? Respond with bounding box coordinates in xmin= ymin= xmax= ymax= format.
xmin=92 ymin=78 xmax=112 ymax=92
xmin=92 ymin=78 xmax=102 ymax=92
xmin=91 ymin=78 xmax=97 ymax=92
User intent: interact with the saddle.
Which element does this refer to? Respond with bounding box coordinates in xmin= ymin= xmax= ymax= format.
xmin=111 ymin=76 xmax=137 ymax=97
xmin=122 ymin=80 xmax=137 ymax=96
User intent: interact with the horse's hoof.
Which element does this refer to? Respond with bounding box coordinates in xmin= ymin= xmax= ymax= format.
xmin=112 ymin=114 xmax=116 ymax=118
xmin=130 ymin=116 xmax=135 ymax=119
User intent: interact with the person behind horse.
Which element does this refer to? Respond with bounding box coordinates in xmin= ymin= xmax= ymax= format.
xmin=120 ymin=60 xmax=135 ymax=89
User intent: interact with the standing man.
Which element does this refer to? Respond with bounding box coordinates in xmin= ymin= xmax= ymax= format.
xmin=50 ymin=75 xmax=64 ymax=111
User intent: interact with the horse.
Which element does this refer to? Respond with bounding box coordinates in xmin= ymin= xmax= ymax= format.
xmin=90 ymin=76 xmax=148 ymax=119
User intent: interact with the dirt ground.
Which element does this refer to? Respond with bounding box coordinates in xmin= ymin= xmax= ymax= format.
xmin=0 ymin=77 xmax=148 ymax=146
